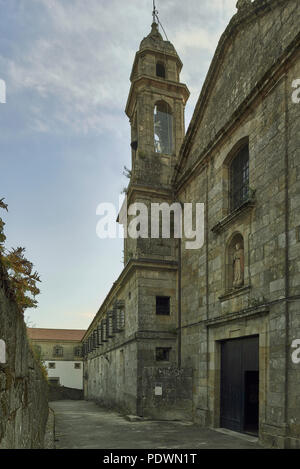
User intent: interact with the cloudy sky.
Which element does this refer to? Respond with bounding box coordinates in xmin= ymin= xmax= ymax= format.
xmin=0 ymin=0 xmax=237 ymax=330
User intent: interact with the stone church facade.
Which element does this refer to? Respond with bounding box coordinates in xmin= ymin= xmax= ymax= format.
xmin=82 ymin=0 xmax=300 ymax=448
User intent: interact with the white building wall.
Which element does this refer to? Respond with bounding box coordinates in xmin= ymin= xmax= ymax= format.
xmin=45 ymin=360 xmax=83 ymax=389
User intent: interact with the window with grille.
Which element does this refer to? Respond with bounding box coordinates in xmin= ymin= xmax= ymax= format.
xmin=156 ymin=296 xmax=170 ymax=315
xmin=74 ymin=363 xmax=81 ymax=369
xmin=106 ymin=312 xmax=115 ymax=338
xmin=93 ymin=330 xmax=98 ymax=349
xmin=53 ymin=346 xmax=63 ymax=357
xmin=156 ymin=347 xmax=171 ymax=361
xmin=230 ymin=145 xmax=249 ymax=211
xmin=97 ymin=325 xmax=102 ymax=346
xmin=101 ymin=320 xmax=108 ymax=342
xmin=48 ymin=362 xmax=56 ymax=369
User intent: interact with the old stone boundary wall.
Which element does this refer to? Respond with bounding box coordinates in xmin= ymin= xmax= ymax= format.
xmin=0 ymin=259 xmax=50 ymax=449
xmin=48 ymin=384 xmax=84 ymax=401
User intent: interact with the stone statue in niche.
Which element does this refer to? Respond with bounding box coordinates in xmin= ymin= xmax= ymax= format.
xmin=233 ymin=243 xmax=244 ymax=288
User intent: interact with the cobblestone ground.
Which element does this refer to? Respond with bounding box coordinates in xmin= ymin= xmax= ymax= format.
xmin=50 ymin=400 xmax=262 ymax=450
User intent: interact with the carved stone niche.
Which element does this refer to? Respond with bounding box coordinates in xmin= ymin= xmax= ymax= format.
xmin=226 ymin=232 xmax=245 ymax=292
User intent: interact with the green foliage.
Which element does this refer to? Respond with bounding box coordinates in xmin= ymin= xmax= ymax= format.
xmin=0 ymin=198 xmax=41 ymax=313
xmin=123 ymin=166 xmax=132 ymax=179
xmin=0 ymin=198 xmax=8 ymax=251
xmin=29 ymin=341 xmax=48 ymax=381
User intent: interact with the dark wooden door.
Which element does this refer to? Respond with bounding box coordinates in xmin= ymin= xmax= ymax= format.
xmin=220 ymin=336 xmax=259 ymax=433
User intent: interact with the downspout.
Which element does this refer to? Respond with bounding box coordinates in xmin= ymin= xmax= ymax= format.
xmin=178 ymin=237 xmax=182 ymax=369
xmin=205 ymin=164 xmax=209 ymax=418
xmin=283 ymin=72 xmax=290 ymax=435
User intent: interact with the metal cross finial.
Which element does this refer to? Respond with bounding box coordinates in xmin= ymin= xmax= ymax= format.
xmin=152 ymin=0 xmax=158 ymax=24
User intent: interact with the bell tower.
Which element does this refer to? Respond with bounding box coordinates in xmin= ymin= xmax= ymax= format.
xmin=125 ymin=19 xmax=189 ymax=189
xmin=122 ymin=16 xmax=189 ymax=264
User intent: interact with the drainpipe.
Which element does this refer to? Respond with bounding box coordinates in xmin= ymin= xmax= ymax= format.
xmin=283 ymin=72 xmax=290 ymax=435
xmin=178 ymin=236 xmax=182 ymax=369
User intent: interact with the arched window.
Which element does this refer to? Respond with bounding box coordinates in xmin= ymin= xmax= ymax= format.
xmin=154 ymin=101 xmax=173 ymax=155
xmin=53 ymin=345 xmax=63 ymax=357
xmin=226 ymin=233 xmax=245 ymax=291
xmin=230 ymin=144 xmax=249 ymax=210
xmin=156 ymin=62 xmax=166 ymax=78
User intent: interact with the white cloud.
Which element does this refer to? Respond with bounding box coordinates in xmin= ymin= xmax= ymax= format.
xmin=2 ymin=0 xmax=237 ymax=135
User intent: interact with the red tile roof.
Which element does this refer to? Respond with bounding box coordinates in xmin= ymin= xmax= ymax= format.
xmin=27 ymin=328 xmax=86 ymax=341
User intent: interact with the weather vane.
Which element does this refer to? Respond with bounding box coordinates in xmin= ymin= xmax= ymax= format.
xmin=152 ymin=0 xmax=158 ymax=24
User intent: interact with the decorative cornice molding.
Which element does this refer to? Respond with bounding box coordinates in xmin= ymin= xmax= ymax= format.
xmin=219 ymin=284 xmax=251 ymax=302
xmin=204 ymin=305 xmax=269 ymax=328
xmin=211 ymin=198 xmax=256 ymax=235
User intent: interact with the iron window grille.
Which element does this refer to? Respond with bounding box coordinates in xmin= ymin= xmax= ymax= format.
xmin=118 ymin=310 xmax=125 ymax=331
xmin=156 ymin=347 xmax=171 ymax=362
xmin=97 ymin=325 xmax=102 ymax=346
xmin=101 ymin=320 xmax=108 ymax=343
xmin=106 ymin=312 xmax=115 ymax=338
xmin=156 ymin=296 xmax=170 ymax=315
xmin=93 ymin=330 xmax=98 ymax=349
xmin=230 ymin=145 xmax=249 ymax=211
xmin=53 ymin=346 xmax=63 ymax=357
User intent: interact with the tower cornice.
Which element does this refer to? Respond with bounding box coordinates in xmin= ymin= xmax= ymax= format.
xmin=130 ymin=48 xmax=183 ymax=83
xmin=125 ymin=75 xmax=190 ymax=118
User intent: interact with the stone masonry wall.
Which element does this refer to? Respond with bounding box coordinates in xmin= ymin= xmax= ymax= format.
xmin=177 ymin=0 xmax=300 ymax=448
xmin=141 ymin=367 xmax=193 ymax=420
xmin=0 ymin=260 xmax=49 ymax=449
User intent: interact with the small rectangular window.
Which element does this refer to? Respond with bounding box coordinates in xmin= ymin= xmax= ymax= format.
xmin=74 ymin=363 xmax=81 ymax=369
xmin=48 ymin=363 xmax=56 ymax=369
xmin=156 ymin=347 xmax=171 ymax=362
xmin=156 ymin=296 xmax=170 ymax=315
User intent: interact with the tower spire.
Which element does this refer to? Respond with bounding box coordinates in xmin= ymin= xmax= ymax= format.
xmin=152 ymin=0 xmax=158 ymax=24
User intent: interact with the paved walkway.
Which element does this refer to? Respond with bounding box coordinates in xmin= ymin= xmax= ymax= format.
xmin=50 ymin=400 xmax=262 ymax=449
